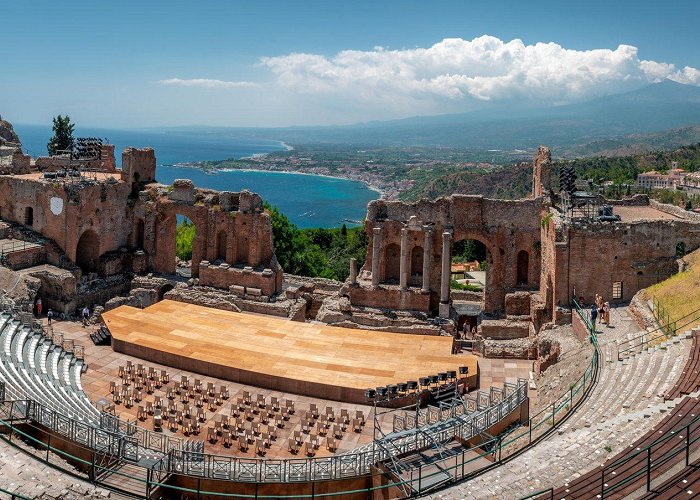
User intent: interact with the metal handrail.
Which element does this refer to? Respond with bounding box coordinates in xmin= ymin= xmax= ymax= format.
xmin=520 ymin=487 xmax=553 ymax=499
xmin=599 ymin=408 xmax=700 ymax=497
xmin=618 ymin=305 xmax=700 ymax=359
xmin=0 ymin=485 xmax=32 ymax=500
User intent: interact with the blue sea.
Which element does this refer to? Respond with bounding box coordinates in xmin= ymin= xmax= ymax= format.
xmin=13 ymin=125 xmax=377 ymax=228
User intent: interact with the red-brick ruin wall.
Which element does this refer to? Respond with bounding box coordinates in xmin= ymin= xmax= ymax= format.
xmin=2 ymin=144 xmax=700 ymax=327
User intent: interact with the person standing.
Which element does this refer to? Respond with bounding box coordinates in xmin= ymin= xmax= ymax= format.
xmin=82 ymin=306 xmax=90 ymax=327
xmin=603 ymin=302 xmax=611 ymax=326
xmin=590 ymin=303 xmax=598 ymax=331
xmin=35 ymin=298 xmax=42 ymax=317
xmin=47 ymin=308 xmax=53 ymax=326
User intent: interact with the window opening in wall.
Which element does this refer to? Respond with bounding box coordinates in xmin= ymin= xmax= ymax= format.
xmin=612 ymin=281 xmax=623 ymax=300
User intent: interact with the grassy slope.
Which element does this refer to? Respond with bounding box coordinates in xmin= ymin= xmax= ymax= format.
xmin=645 ymin=248 xmax=700 ymax=324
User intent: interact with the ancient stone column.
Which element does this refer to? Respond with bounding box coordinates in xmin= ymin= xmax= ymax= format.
xmin=422 ymin=227 xmax=432 ymax=293
xmin=440 ymin=231 xmax=452 ymax=304
xmin=349 ymin=258 xmax=357 ymax=285
xmin=399 ymin=227 xmax=409 ymax=290
xmin=371 ymin=227 xmax=382 ymax=288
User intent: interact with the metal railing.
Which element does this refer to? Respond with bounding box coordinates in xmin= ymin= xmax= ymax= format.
xmin=618 ymin=304 xmax=700 ymax=360
xmin=598 ymin=406 xmax=700 ymax=497
xmin=520 ymin=487 xmax=553 ymax=499
xmin=0 ymin=239 xmax=35 ymax=258
xmin=0 ymin=485 xmax=32 ymax=500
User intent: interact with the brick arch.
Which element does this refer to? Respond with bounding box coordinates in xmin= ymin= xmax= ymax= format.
xmin=75 ymin=229 xmax=100 ymax=274
xmin=153 ymin=212 xmax=205 ymax=277
xmin=517 ymin=249 xmax=530 ymax=286
xmin=450 ymin=231 xmax=503 ymax=313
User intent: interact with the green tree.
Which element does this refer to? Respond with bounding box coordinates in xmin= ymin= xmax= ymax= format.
xmin=47 ymin=115 xmax=75 ymax=156
xmin=176 ymin=219 xmax=195 ymax=260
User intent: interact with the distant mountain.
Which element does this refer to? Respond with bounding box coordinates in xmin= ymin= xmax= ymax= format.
xmin=174 ymin=81 xmax=700 ymax=149
xmin=561 ymin=125 xmax=700 ymax=158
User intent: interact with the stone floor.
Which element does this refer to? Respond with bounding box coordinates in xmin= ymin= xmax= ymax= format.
xmin=428 ymin=305 xmax=691 ymax=499
xmin=0 ymin=439 xmax=121 ymax=499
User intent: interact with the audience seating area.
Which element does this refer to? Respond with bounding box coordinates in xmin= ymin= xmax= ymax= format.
xmin=207 ymin=395 xmax=366 ymax=457
xmin=0 ymin=310 xmax=98 ymax=422
xmin=665 ymin=327 xmax=700 ymax=400
xmin=108 ymin=364 xmax=367 ymax=456
xmin=545 ymin=324 xmax=700 ymax=499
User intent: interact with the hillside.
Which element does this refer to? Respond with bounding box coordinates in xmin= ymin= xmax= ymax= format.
xmin=562 ymin=125 xmax=700 ymax=158
xmin=644 ymin=248 xmax=700 ymax=325
xmin=401 ymin=161 xmax=533 ymax=201
xmin=403 ymin=142 xmax=700 ymax=202
xmin=178 ymin=81 xmax=700 ymax=150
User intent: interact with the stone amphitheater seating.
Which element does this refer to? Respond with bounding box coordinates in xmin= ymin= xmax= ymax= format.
xmin=0 ymin=311 xmax=99 ymax=423
xmin=638 ymin=457 xmax=700 ymax=498
xmin=544 ymin=325 xmax=700 ymax=499
xmin=665 ymin=327 xmax=700 ymax=400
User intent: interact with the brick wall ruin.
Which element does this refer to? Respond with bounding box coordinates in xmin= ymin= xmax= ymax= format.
xmin=2 ymin=135 xmax=700 ymax=342
xmin=0 ymin=146 xmax=282 ymax=307
xmin=353 ymin=194 xmax=543 ymax=316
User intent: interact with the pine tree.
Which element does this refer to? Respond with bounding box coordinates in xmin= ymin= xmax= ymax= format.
xmin=47 ymin=115 xmax=75 ymax=156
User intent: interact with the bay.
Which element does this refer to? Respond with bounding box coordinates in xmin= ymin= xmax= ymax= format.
xmin=12 ymin=124 xmax=377 ymax=228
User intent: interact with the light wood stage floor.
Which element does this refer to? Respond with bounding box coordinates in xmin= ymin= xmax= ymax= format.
xmin=103 ymin=300 xmax=478 ymax=404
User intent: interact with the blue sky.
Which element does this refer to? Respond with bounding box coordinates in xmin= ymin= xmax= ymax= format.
xmin=1 ymin=0 xmax=699 ymax=127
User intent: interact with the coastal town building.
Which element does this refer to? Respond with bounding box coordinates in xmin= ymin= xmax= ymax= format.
xmin=636 ymin=163 xmax=686 ymax=189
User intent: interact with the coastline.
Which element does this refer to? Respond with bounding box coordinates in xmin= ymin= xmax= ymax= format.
xmin=171 ymin=160 xmax=385 ymax=198
xmin=172 ymin=140 xmax=386 ymax=198
xmin=218 ymin=167 xmax=384 ymax=197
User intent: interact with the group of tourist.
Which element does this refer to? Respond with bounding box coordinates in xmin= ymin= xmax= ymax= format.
xmin=34 ymin=297 xmax=90 ymax=327
xmin=590 ymin=293 xmax=611 ymax=330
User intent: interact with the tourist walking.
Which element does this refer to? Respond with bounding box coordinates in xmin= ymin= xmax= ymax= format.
xmin=35 ymin=298 xmax=42 ymax=317
xmin=82 ymin=306 xmax=90 ymax=327
xmin=603 ymin=301 xmax=611 ymax=326
xmin=590 ymin=303 xmax=598 ymax=331
xmin=47 ymin=308 xmax=53 ymax=326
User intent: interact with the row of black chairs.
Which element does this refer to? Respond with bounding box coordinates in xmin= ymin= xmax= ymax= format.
xmin=90 ymin=325 xmax=111 ymax=346
xmin=365 ymin=367 xmax=469 ymax=400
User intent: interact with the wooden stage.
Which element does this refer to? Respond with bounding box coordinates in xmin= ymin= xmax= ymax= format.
xmin=103 ymin=300 xmax=478 ymax=404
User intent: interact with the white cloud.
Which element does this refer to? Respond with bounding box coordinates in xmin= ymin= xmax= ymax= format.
xmin=158 ymin=78 xmax=257 ymax=89
xmin=258 ymin=36 xmax=700 ymax=108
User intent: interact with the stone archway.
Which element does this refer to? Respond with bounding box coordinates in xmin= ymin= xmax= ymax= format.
xmin=75 ymin=229 xmax=100 ymax=274
xmin=236 ymin=234 xmax=249 ymax=265
xmin=153 ymin=212 xmax=203 ymax=277
xmin=24 ymin=207 xmax=33 ymax=226
xmin=157 ymin=284 xmax=174 ymax=301
xmin=134 ymin=219 xmax=145 ymax=250
xmin=450 ymin=232 xmax=502 ymax=314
